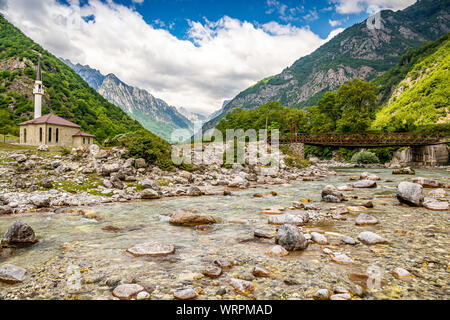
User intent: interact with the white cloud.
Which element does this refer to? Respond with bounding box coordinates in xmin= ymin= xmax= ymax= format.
xmin=1 ymin=0 xmax=336 ymax=115
xmin=328 ymin=19 xmax=342 ymax=27
xmin=332 ymin=0 xmax=416 ymax=14
xmin=131 ymin=0 xmax=144 ymax=4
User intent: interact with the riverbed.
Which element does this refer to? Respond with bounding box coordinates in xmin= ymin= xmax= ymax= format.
xmin=0 ymin=168 xmax=448 ymax=300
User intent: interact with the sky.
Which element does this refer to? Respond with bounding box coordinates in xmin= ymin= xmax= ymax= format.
xmin=0 ymin=0 xmax=417 ymax=115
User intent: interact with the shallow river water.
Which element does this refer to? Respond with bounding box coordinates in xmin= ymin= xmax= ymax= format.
xmin=0 ymin=168 xmax=449 ymax=300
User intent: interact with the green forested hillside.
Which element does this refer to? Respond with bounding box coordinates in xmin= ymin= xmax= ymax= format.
xmin=203 ymin=0 xmax=450 ymax=131
xmin=0 ymin=14 xmax=144 ymax=143
xmin=371 ymin=33 xmax=450 ymax=131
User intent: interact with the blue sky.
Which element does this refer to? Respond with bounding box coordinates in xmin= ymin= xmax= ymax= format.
xmin=116 ymin=0 xmax=369 ymax=40
xmin=2 ymin=0 xmax=416 ymax=114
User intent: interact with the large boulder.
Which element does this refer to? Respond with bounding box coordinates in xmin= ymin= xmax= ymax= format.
xmin=321 ymin=185 xmax=345 ymax=203
xmin=187 ymin=186 xmax=203 ymax=197
xmin=140 ymin=189 xmax=162 ymax=199
xmin=274 ymin=224 xmax=309 ymax=251
xmin=101 ymin=163 xmax=120 ymax=176
xmin=169 ymin=210 xmax=216 ymax=226
xmin=353 ymin=180 xmax=377 ymax=188
xmin=29 ymin=195 xmax=50 ymax=208
xmin=2 ymin=221 xmax=38 ymax=246
xmin=140 ymin=179 xmax=160 ymax=191
xmin=0 ymin=206 xmax=13 ymax=215
xmin=412 ymin=177 xmax=441 ymax=188
xmin=396 ymin=182 xmax=424 ymax=207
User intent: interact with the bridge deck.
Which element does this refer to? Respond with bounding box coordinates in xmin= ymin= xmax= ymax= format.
xmin=280 ymin=132 xmax=443 ymax=147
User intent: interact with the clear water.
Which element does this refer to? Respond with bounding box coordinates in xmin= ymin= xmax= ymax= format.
xmin=0 ymin=168 xmax=449 ymax=300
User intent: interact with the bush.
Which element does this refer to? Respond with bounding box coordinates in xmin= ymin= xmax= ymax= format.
xmin=284 ymin=156 xmax=313 ymax=169
xmin=351 ymin=151 xmax=380 ymax=164
xmin=106 ymin=130 xmax=174 ymax=170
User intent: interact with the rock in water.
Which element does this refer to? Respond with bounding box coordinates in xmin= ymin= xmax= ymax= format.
xmin=355 ymin=213 xmax=378 ymax=226
xmin=252 ymin=267 xmax=271 ymax=277
xmin=423 ymin=198 xmax=449 ymax=211
xmin=313 ymin=289 xmax=332 ymax=300
xmin=275 ymin=224 xmax=308 ymax=251
xmin=321 ymin=185 xmax=345 ymax=203
xmin=427 ymin=188 xmax=447 ymax=199
xmin=396 ymin=182 xmax=424 ymax=207
xmin=392 ymin=167 xmax=415 ymax=175
xmin=0 ymin=264 xmax=27 ymax=283
xmin=229 ymin=278 xmax=255 ymax=295
xmin=357 ymin=231 xmax=387 ymax=245
xmin=353 ymin=180 xmax=377 ymax=188
xmin=2 ymin=221 xmax=38 ymax=246
xmin=412 ymin=177 xmax=440 ymax=188
xmin=310 ymin=232 xmax=328 ymax=244
xmin=126 ymin=242 xmax=175 ymax=257
xmin=254 ymin=229 xmax=275 ymax=239
xmin=112 ymin=284 xmax=144 ymax=300
xmin=169 ymin=210 xmax=216 ymax=226
xmin=360 ymin=172 xmax=380 ymax=181
xmin=268 ymin=214 xmax=307 ymax=226
xmin=265 ymin=245 xmax=289 ymax=256
xmin=331 ymin=253 xmax=355 ymax=265
xmin=341 ymin=236 xmax=356 ymax=245
xmin=392 ymin=267 xmax=413 ymax=279
xmin=174 ymin=288 xmax=198 ymax=300
xmin=202 ymin=266 xmax=222 ymax=278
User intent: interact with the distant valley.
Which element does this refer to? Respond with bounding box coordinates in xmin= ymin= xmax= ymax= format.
xmin=61 ymin=59 xmax=209 ymax=142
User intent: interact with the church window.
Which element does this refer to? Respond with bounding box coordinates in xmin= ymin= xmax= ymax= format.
xmin=83 ymin=137 xmax=86 ymax=144
xmin=56 ymin=128 xmax=59 ymax=143
xmin=48 ymin=127 xmax=52 ymax=142
xmin=39 ymin=127 xmax=42 ymax=142
xmin=88 ymin=138 xmax=90 ymax=144
xmin=24 ymin=128 xmax=27 ymax=143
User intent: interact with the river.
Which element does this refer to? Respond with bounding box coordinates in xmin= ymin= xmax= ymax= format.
xmin=0 ymin=168 xmax=448 ymax=300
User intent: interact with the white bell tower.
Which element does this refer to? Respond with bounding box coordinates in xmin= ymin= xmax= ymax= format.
xmin=33 ymin=56 xmax=44 ymax=119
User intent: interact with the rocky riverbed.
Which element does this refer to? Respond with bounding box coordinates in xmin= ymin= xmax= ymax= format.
xmin=0 ymin=147 xmax=449 ymax=300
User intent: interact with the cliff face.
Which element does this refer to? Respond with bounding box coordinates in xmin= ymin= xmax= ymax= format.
xmin=203 ymin=0 xmax=450 ymax=131
xmin=97 ymin=74 xmax=193 ymax=142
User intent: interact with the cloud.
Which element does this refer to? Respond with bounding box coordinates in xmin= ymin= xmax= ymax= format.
xmin=328 ymin=19 xmax=342 ymax=27
xmin=332 ymin=0 xmax=416 ymax=14
xmin=1 ymin=0 xmax=335 ymax=115
xmin=131 ymin=0 xmax=144 ymax=4
xmin=265 ymin=0 xmax=304 ymax=22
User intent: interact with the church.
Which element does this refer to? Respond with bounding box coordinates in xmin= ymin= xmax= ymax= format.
xmin=19 ymin=57 xmax=95 ymax=147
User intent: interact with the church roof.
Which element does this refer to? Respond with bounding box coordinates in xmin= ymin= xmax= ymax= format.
xmin=19 ymin=113 xmax=81 ymax=128
xmin=72 ymin=131 xmax=95 ymax=138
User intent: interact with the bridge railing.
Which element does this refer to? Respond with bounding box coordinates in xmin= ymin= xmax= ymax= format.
xmin=279 ymin=132 xmax=441 ymax=146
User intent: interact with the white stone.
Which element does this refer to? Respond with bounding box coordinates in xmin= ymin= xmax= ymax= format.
xmin=357 ymin=231 xmax=387 ymax=245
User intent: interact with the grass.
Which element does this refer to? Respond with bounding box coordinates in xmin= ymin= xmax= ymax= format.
xmin=0 ymin=134 xmax=19 ymax=143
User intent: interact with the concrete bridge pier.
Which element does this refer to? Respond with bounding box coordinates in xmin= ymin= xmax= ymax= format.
xmin=391 ymin=143 xmax=449 ymax=166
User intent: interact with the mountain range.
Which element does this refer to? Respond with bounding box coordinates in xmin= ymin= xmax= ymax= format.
xmin=60 ymin=59 xmax=208 ymax=142
xmin=203 ymin=0 xmax=450 ymax=131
